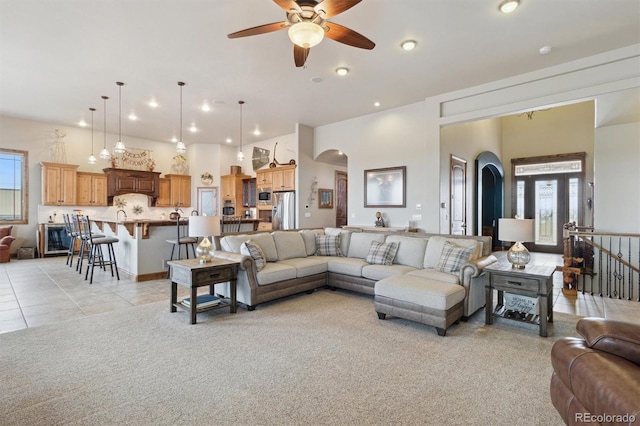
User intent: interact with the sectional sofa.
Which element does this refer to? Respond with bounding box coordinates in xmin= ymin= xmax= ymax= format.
xmin=213 ymin=228 xmax=496 ymax=335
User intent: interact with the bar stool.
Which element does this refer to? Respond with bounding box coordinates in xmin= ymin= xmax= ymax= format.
xmin=73 ymin=214 xmax=105 ymax=274
xmin=81 ymin=215 xmax=120 ymax=284
xmin=165 ymin=213 xmax=196 ymax=277
xmin=62 ymin=214 xmax=78 ymax=267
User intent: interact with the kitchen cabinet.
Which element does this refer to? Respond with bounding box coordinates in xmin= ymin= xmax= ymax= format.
xmin=103 ymin=168 xmax=161 ymax=205
xmin=165 ymin=174 xmax=191 ymax=208
xmin=156 ymin=178 xmax=171 ymax=207
xmin=272 ymin=164 xmax=296 ymax=191
xmin=255 ymin=169 xmax=272 ymax=186
xmin=76 ymin=172 xmax=107 ymax=206
xmin=41 ymin=162 xmax=78 ymax=206
xmin=242 ymin=178 xmax=256 ymax=207
xmin=221 ymin=173 xmax=250 ymax=211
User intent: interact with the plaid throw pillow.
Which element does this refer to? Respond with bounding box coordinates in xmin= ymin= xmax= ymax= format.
xmin=365 ymin=241 xmax=398 ymax=265
xmin=315 ymin=234 xmax=343 ymax=256
xmin=435 ymin=241 xmax=474 ymax=274
xmin=241 ymin=239 xmax=266 ymax=271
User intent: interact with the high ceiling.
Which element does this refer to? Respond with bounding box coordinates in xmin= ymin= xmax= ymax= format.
xmin=1 ymin=0 xmax=639 ymax=149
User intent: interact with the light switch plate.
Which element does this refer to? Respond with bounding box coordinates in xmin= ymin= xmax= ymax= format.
xmin=304 ymin=212 xmax=311 ymax=217
xmin=412 ymin=214 xmax=422 ymax=221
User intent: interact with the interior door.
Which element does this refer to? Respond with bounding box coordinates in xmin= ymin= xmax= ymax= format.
xmin=450 ymin=155 xmax=467 ymax=235
xmin=335 ymin=171 xmax=348 ymax=227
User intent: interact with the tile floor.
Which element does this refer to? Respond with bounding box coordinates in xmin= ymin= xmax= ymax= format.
xmin=0 ymin=251 xmax=638 ymax=335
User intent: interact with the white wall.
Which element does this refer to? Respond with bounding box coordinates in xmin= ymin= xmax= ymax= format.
xmin=315 ymin=102 xmax=437 ymax=231
xmin=594 ymin=122 xmax=640 ymax=233
xmin=440 ymin=118 xmax=502 ymax=234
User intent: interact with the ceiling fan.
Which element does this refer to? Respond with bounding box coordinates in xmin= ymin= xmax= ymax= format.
xmin=228 ymin=0 xmax=375 ymax=67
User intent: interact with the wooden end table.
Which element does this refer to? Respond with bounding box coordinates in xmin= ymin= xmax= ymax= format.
xmin=484 ymin=262 xmax=556 ymax=337
xmin=168 ymin=258 xmax=239 ymax=324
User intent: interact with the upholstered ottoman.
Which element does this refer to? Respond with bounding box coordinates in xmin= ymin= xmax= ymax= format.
xmin=374 ymin=276 xmax=465 ymax=336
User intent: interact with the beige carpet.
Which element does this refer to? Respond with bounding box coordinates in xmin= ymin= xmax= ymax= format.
xmin=0 ymin=289 xmax=578 ymax=425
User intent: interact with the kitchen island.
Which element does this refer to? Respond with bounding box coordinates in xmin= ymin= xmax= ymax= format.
xmin=92 ymin=217 xmax=262 ymax=281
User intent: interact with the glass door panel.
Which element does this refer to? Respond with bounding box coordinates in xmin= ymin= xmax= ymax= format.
xmin=534 ymin=180 xmax=557 ymax=247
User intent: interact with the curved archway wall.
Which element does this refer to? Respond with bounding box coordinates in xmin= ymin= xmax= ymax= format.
xmin=314 ymin=44 xmax=640 ymax=233
xmin=476 ymin=152 xmax=504 ymax=249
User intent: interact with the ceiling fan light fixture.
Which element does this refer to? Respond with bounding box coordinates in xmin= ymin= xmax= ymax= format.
xmin=401 ymin=40 xmax=417 ymax=51
xmin=288 ymin=22 xmax=324 ymax=48
xmin=499 ymin=0 xmax=519 ymax=13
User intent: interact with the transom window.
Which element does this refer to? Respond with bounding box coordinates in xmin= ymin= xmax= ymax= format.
xmin=0 ymin=149 xmax=28 ymax=224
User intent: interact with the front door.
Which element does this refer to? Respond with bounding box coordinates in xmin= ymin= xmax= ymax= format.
xmin=515 ymin=173 xmax=581 ymax=253
xmin=450 ymin=155 xmax=467 ymax=235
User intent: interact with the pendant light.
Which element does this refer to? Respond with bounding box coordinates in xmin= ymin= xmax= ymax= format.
xmin=88 ymin=107 xmax=97 ymax=164
xmin=113 ymin=81 xmax=126 ymax=153
xmin=176 ymin=81 xmax=186 ymax=154
xmin=237 ymin=100 xmax=245 ymax=161
xmin=99 ymin=96 xmax=111 ymax=160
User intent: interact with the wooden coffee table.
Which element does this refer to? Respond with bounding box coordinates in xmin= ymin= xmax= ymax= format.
xmin=484 ymin=262 xmax=556 ymax=337
xmin=168 ymin=258 xmax=239 ymax=324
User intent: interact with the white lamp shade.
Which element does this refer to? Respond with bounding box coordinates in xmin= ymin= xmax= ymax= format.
xmin=288 ymin=22 xmax=325 ymax=48
xmin=189 ymin=215 xmax=221 ymax=238
xmin=498 ymin=218 xmax=534 ymax=242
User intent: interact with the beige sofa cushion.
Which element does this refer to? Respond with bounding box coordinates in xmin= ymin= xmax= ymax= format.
xmin=299 ymin=229 xmax=324 ymax=255
xmin=406 ymin=268 xmax=461 ymax=284
xmin=327 ymin=257 xmax=368 ymax=277
xmin=347 ymin=232 xmax=385 ymax=259
xmin=273 ymin=231 xmax=307 ymax=261
xmin=423 ymin=236 xmax=481 ymax=269
xmin=256 ymin=262 xmax=297 ymax=285
xmin=279 ymin=257 xmax=329 ymax=278
xmin=220 ymin=234 xmax=251 ymax=254
xmin=375 ymin=276 xmax=466 ymax=310
xmin=385 ymin=235 xmax=429 ymax=269
xmin=362 ymin=264 xmax=417 ymax=281
xmin=325 ymin=228 xmax=352 ymax=257
xmin=251 ymin=233 xmax=278 ymax=262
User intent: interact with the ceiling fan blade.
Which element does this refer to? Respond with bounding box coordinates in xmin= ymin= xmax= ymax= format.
xmin=273 ymin=0 xmax=302 ymax=13
xmin=315 ymin=0 xmax=362 ymax=18
xmin=228 ymin=21 xmax=288 ymax=39
xmin=294 ymin=44 xmax=310 ymax=67
xmin=324 ymin=21 xmax=375 ymax=49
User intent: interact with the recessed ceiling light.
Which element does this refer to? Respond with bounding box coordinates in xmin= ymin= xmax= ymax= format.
xmin=253 ymin=129 xmax=261 ymax=136
xmin=401 ymin=40 xmax=417 ymax=51
xmin=148 ymin=99 xmax=158 ymax=108
xmin=171 ymin=136 xmax=177 ymax=143
xmin=226 ymin=138 xmax=232 ymax=143
xmin=374 ymin=102 xmax=380 ymax=107
xmin=128 ymin=113 xmax=137 ymax=121
xmin=201 ymin=103 xmax=211 ymax=112
xmin=539 ymin=45 xmax=552 ymax=55
xmin=78 ymin=120 xmax=87 ymax=127
xmin=335 ymin=67 xmax=349 ymax=76
xmin=189 ymin=124 xmax=198 ymax=133
xmin=499 ymin=0 xmax=519 ymax=13
xmin=311 ymin=77 xmax=323 ymax=83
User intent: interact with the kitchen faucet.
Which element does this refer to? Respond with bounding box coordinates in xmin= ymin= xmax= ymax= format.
xmin=191 ymin=210 xmax=199 ymax=216
xmin=116 ymin=209 xmax=127 ymax=221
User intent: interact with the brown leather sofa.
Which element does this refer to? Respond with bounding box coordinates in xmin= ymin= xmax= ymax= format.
xmin=550 ymin=317 xmax=640 ymax=425
xmin=0 ymin=226 xmax=15 ymax=263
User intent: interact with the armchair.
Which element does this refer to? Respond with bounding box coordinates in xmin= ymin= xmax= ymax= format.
xmin=0 ymin=226 xmax=15 ymax=263
xmin=550 ymin=317 xmax=640 ymax=425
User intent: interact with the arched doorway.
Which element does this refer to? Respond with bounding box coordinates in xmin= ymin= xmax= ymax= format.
xmin=476 ymin=151 xmax=504 ymax=250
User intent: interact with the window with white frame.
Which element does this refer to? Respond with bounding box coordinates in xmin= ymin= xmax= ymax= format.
xmin=0 ymin=149 xmax=28 ymax=224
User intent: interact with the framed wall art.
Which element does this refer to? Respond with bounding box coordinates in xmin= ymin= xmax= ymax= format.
xmin=364 ymin=166 xmax=406 ymax=208
xmin=318 ymin=188 xmax=334 ymax=209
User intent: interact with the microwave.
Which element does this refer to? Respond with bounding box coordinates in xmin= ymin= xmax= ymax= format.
xmin=258 ymin=188 xmax=272 ymax=205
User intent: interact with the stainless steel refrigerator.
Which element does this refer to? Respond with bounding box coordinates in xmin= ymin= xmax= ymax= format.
xmin=272 ymin=191 xmax=295 ymax=230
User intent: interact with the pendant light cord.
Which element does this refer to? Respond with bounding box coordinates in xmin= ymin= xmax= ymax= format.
xmin=103 ymin=96 xmax=108 ymax=149
xmin=239 ymin=100 xmax=244 ymax=152
xmin=180 ymin=83 xmax=183 ymax=143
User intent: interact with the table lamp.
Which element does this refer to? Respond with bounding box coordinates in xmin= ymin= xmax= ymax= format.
xmin=189 ymin=215 xmax=221 ymax=263
xmin=498 ymin=218 xmax=535 ymax=269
